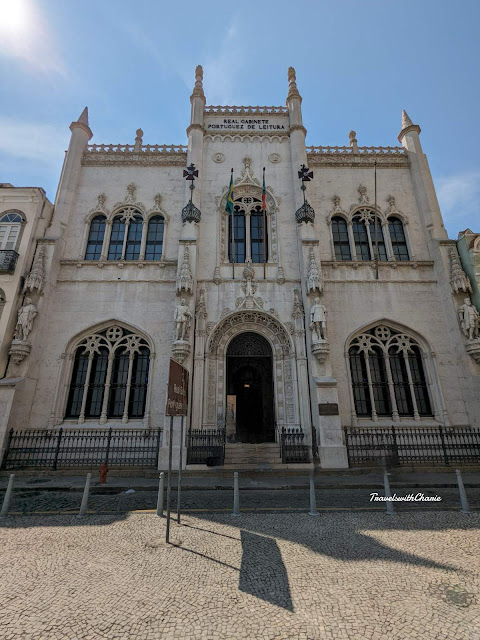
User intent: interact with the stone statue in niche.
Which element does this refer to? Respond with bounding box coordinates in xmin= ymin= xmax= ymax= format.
xmin=14 ymin=297 xmax=38 ymax=342
xmin=310 ymin=297 xmax=327 ymax=342
xmin=458 ymin=298 xmax=480 ymax=341
xmin=174 ymin=298 xmax=192 ymax=341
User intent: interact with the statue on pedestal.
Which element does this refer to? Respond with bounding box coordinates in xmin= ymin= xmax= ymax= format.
xmin=174 ymin=298 xmax=192 ymax=342
xmin=458 ymin=298 xmax=480 ymax=341
xmin=310 ymin=297 xmax=327 ymax=342
xmin=14 ymin=297 xmax=38 ymax=342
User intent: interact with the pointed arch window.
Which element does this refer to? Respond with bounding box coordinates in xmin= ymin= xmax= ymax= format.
xmin=65 ymin=326 xmax=150 ymax=423
xmin=85 ymin=215 xmax=106 ymax=260
xmin=348 ymin=326 xmax=432 ymax=422
xmin=250 ymin=205 xmax=268 ymax=263
xmin=145 ymin=215 xmax=164 ymax=260
xmin=332 ymin=217 xmax=351 ymax=260
xmin=228 ymin=206 xmax=246 ymax=263
xmin=389 ymin=217 xmax=410 ymax=261
xmin=0 ymin=212 xmax=23 ymax=251
xmin=108 ymin=216 xmax=126 ymax=260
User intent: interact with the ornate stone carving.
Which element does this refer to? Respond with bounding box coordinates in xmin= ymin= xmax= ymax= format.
xmin=9 ymin=340 xmax=31 ymax=365
xmin=309 ymin=297 xmax=327 ymax=342
xmin=24 ymin=245 xmax=46 ymax=294
xmin=174 ymin=298 xmax=192 ymax=342
xmin=209 ymin=310 xmax=292 ymax=356
xmin=176 ymin=246 xmax=193 ymax=294
xmin=311 ymin=341 xmax=329 ymax=363
xmin=292 ymin=289 xmax=304 ymax=319
xmin=449 ymin=248 xmax=472 ymax=294
xmin=277 ymin=266 xmax=285 ymax=284
xmin=358 ymin=185 xmax=369 ymax=205
xmin=235 ymin=157 xmax=260 ymax=187
xmin=172 ymin=340 xmax=190 ymax=364
xmin=148 ymin=194 xmax=164 ymax=215
xmin=330 ymin=195 xmax=346 ymax=216
xmin=191 ymin=64 xmax=205 ymax=99
xmin=458 ymin=298 xmax=480 ymax=341
xmin=287 ymin=67 xmax=301 ymax=100
xmin=114 ymin=183 xmax=145 ymax=213
xmin=14 ymin=297 xmax=37 ymax=342
xmin=268 ymin=153 xmax=281 ymax=163
xmin=236 ymin=259 xmax=264 ymax=310
xmin=212 ymin=152 xmax=225 ymax=163
xmin=349 ymin=130 xmax=358 ymax=152
xmin=385 ymin=195 xmax=401 ymax=215
xmin=213 ymin=266 xmax=221 ymax=284
xmin=89 ymin=193 xmax=108 ymax=216
xmin=306 ymin=247 xmax=322 ymax=295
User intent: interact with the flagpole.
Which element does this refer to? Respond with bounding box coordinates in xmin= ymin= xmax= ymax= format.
xmin=262 ymin=167 xmax=266 ymax=280
xmin=229 ymin=168 xmax=235 ymax=280
xmin=374 ymin=160 xmax=379 ymax=280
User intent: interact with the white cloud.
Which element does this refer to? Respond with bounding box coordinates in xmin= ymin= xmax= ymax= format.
xmin=0 ymin=117 xmax=69 ymax=168
xmin=436 ymin=171 xmax=480 ymax=234
xmin=0 ymin=0 xmax=66 ymax=75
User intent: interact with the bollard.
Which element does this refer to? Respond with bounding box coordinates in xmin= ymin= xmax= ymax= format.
xmin=383 ymin=472 xmax=395 ymax=515
xmin=156 ymin=472 xmax=165 ymax=517
xmin=232 ymin=472 xmax=240 ymax=517
xmin=456 ymin=469 xmax=471 ymax=514
xmin=308 ymin=473 xmax=319 ymax=517
xmin=0 ymin=474 xmax=15 ymax=518
xmin=77 ymin=473 xmax=92 ymax=519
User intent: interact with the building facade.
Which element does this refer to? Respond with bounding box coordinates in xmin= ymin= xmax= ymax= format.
xmin=0 ymin=67 xmax=479 ymax=470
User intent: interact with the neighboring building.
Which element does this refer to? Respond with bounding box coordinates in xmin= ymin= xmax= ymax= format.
xmin=0 ymin=67 xmax=479 ymax=470
xmin=457 ymin=228 xmax=480 ymax=312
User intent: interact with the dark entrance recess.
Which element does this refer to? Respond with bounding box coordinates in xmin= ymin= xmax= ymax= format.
xmin=226 ymin=332 xmax=275 ymax=443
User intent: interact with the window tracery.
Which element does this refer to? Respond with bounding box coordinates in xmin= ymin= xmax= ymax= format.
xmin=227 ymin=196 xmax=268 ymax=264
xmin=348 ymin=325 xmax=432 ymax=422
xmin=65 ymin=326 xmax=150 ymax=424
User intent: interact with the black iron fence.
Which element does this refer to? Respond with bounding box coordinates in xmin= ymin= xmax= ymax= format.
xmin=280 ymin=427 xmax=310 ymax=464
xmin=186 ymin=428 xmax=225 ymax=466
xmin=1 ymin=427 xmax=162 ymax=470
xmin=0 ymin=250 xmax=19 ymax=272
xmin=344 ymin=426 xmax=480 ymax=467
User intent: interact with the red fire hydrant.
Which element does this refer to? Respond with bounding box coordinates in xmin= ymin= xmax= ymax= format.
xmin=99 ymin=463 xmax=109 ymax=484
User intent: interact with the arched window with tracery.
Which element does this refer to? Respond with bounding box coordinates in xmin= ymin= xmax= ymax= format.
xmin=0 ymin=212 xmax=23 ymax=251
xmin=107 ymin=208 xmax=144 ymax=261
xmin=388 ymin=217 xmax=410 ymax=261
xmin=65 ymin=326 xmax=150 ymax=423
xmin=85 ymin=215 xmax=106 ymax=260
xmin=352 ymin=210 xmax=387 ymax=261
xmin=228 ymin=205 xmax=246 ymax=263
xmin=348 ymin=325 xmax=432 ymax=422
xmin=145 ymin=215 xmax=164 ymax=260
xmin=332 ymin=216 xmax=351 ymax=260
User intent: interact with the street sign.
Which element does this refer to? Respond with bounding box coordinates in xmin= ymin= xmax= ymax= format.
xmin=166 ymin=359 xmax=189 ymax=416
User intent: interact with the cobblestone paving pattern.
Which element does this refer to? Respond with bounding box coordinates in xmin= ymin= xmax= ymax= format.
xmin=0 ymin=512 xmax=479 ymax=639
xmin=1 ymin=487 xmax=479 ymax=515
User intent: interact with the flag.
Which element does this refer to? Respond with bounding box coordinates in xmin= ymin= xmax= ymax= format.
xmin=225 ymin=170 xmax=234 ymax=215
xmin=262 ymin=168 xmax=266 ymax=211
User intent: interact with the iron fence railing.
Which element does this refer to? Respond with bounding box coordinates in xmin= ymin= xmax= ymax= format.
xmin=280 ymin=427 xmax=310 ymax=464
xmin=0 ymin=250 xmax=19 ymax=272
xmin=186 ymin=428 xmax=225 ymax=466
xmin=344 ymin=426 xmax=480 ymax=466
xmin=1 ymin=427 xmax=162 ymax=470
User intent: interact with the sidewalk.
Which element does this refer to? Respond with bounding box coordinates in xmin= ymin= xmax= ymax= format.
xmin=1 ymin=469 xmax=479 ymax=492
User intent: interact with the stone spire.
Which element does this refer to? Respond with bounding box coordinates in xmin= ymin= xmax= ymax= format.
xmin=287 ymin=66 xmax=301 ymax=100
xmin=191 ymin=64 xmax=205 ymax=99
xmin=70 ymin=106 xmax=92 ymax=139
xmin=398 ymin=109 xmax=421 ymax=142
xmin=176 ymin=245 xmax=193 ymax=294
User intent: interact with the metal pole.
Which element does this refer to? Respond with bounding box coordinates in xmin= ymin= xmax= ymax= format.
xmin=232 ymin=471 xmax=240 ymax=516
xmin=308 ymin=472 xmax=319 ymax=516
xmin=177 ymin=416 xmax=184 ymax=523
xmin=0 ymin=473 xmax=15 ymax=518
xmin=384 ymin=471 xmax=395 ymax=515
xmin=77 ymin=473 xmax=92 ymax=518
xmin=165 ymin=415 xmax=174 ymax=543
xmin=156 ymin=472 xmax=164 ymax=517
xmin=456 ymin=469 xmax=471 ymax=514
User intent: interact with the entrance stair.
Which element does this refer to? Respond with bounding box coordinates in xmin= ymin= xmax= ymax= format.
xmin=223 ymin=443 xmax=282 ymax=469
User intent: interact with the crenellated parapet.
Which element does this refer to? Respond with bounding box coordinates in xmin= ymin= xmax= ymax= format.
xmin=307 ymin=145 xmax=408 ymax=167
xmin=83 ymin=143 xmax=188 ymax=166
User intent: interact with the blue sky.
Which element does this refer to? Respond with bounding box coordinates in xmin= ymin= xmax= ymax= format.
xmin=0 ymin=0 xmax=478 ymax=238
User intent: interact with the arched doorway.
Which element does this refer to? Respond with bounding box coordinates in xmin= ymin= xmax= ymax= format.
xmin=226 ymin=332 xmax=274 ymax=443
